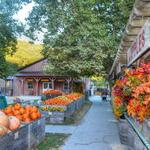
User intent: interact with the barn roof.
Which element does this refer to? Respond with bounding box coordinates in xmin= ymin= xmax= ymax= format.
xmin=17 ymin=57 xmax=46 ymax=72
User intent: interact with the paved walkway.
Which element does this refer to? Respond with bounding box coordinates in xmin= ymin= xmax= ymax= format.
xmin=46 ymin=96 xmax=125 ymax=150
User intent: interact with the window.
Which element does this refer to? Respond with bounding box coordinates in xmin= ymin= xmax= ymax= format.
xmin=28 ymin=82 xmax=33 ymax=89
xmin=49 ymin=82 xmax=52 ymax=89
xmin=43 ymin=82 xmax=52 ymax=90
xmin=63 ymin=82 xmax=68 ymax=90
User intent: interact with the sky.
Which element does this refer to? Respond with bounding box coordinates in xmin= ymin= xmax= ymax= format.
xmin=13 ymin=2 xmax=34 ymax=24
xmin=13 ymin=2 xmax=44 ymax=43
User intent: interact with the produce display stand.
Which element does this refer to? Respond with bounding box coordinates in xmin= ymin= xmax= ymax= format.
xmin=0 ymin=124 xmax=28 ymax=150
xmin=0 ymin=116 xmax=46 ymax=150
xmin=41 ymin=96 xmax=85 ymax=123
xmin=28 ymin=116 xmax=45 ymax=149
xmin=41 ymin=94 xmax=62 ymax=101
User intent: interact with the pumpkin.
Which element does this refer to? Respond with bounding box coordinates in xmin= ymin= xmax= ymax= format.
xmin=0 ymin=125 xmax=8 ymax=136
xmin=31 ymin=106 xmax=38 ymax=113
xmin=24 ymin=118 xmax=31 ymax=123
xmin=20 ymin=108 xmax=25 ymax=115
xmin=4 ymin=106 xmax=12 ymax=114
xmin=22 ymin=113 xmax=29 ymax=121
xmin=14 ymin=103 xmax=21 ymax=110
xmin=13 ymin=110 xmax=20 ymax=116
xmin=0 ymin=113 xmax=9 ymax=128
xmin=30 ymin=113 xmax=38 ymax=120
xmin=8 ymin=116 xmax=20 ymax=131
xmin=16 ymin=115 xmax=23 ymax=121
xmin=25 ymin=105 xmax=32 ymax=111
xmin=25 ymin=109 xmax=30 ymax=115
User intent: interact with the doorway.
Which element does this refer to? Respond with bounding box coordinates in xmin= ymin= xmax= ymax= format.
xmin=42 ymin=82 xmax=52 ymax=92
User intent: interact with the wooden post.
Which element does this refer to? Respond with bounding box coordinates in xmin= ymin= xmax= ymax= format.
xmin=35 ymin=78 xmax=40 ymax=96
xmin=66 ymin=78 xmax=72 ymax=93
xmin=21 ymin=79 xmax=24 ymax=95
xmin=49 ymin=78 xmax=56 ymax=89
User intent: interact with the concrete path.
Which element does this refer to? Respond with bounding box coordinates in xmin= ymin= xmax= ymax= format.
xmin=46 ymin=125 xmax=77 ymax=134
xmin=60 ymin=95 xmax=123 ymax=150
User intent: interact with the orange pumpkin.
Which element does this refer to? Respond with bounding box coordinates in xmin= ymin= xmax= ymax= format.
xmin=4 ymin=106 xmax=12 ymax=114
xmin=30 ymin=113 xmax=38 ymax=120
xmin=19 ymin=108 xmax=25 ymax=115
xmin=31 ymin=106 xmax=38 ymax=113
xmin=8 ymin=116 xmax=20 ymax=131
xmin=24 ymin=118 xmax=31 ymax=123
xmin=22 ymin=113 xmax=29 ymax=120
xmin=15 ymin=115 xmax=23 ymax=121
xmin=25 ymin=105 xmax=32 ymax=111
xmin=0 ymin=113 xmax=9 ymax=128
xmin=14 ymin=103 xmax=21 ymax=110
xmin=25 ymin=109 xmax=30 ymax=115
xmin=0 ymin=125 xmax=8 ymax=136
xmin=13 ymin=110 xmax=20 ymax=116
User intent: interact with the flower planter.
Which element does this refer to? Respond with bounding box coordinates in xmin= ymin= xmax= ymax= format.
xmin=118 ymin=118 xmax=129 ymax=145
xmin=142 ymin=119 xmax=150 ymax=141
xmin=119 ymin=117 xmax=150 ymax=150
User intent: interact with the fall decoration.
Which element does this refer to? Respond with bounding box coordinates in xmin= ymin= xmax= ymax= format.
xmin=0 ymin=113 xmax=9 ymax=128
xmin=43 ymin=89 xmax=63 ymax=95
xmin=3 ymin=103 xmax=42 ymax=123
xmin=112 ymin=62 xmax=150 ymax=122
xmin=8 ymin=116 xmax=20 ymax=131
xmin=0 ymin=125 xmax=8 ymax=136
xmin=43 ymin=93 xmax=83 ymax=106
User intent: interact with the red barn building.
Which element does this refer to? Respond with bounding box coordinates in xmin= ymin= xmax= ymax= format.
xmin=12 ymin=58 xmax=72 ymax=96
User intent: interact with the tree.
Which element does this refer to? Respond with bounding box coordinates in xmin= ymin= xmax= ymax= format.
xmin=27 ymin=0 xmax=134 ymax=78
xmin=0 ymin=0 xmax=31 ymax=78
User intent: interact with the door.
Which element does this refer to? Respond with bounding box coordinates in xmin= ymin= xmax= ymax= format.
xmin=42 ymin=82 xmax=52 ymax=92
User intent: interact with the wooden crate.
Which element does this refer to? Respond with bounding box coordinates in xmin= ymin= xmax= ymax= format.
xmin=0 ymin=124 xmax=29 ymax=150
xmin=28 ymin=117 xmax=45 ymax=149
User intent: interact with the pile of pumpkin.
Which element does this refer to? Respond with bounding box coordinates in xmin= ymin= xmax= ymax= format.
xmin=2 ymin=103 xmax=41 ymax=123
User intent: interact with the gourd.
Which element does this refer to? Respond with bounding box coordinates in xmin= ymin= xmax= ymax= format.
xmin=0 ymin=125 xmax=8 ymax=136
xmin=0 ymin=113 xmax=9 ymax=128
xmin=8 ymin=116 xmax=20 ymax=131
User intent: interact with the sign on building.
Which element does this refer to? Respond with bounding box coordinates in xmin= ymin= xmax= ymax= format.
xmin=127 ymin=20 xmax=150 ymax=66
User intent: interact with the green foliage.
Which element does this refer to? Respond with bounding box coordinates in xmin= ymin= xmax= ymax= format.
xmin=0 ymin=0 xmax=31 ymax=78
xmin=6 ymin=40 xmax=43 ymax=67
xmin=26 ymin=0 xmax=134 ymax=78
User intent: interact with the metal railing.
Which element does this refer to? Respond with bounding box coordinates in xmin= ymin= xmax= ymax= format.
xmin=125 ymin=115 xmax=150 ymax=150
